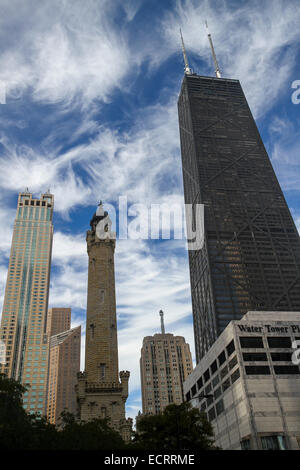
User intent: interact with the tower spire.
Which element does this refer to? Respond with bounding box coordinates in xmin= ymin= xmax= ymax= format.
xmin=205 ymin=20 xmax=221 ymax=78
xmin=159 ymin=309 xmax=165 ymax=335
xmin=180 ymin=29 xmax=192 ymax=75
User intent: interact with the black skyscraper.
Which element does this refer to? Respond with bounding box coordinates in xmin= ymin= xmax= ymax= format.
xmin=178 ymin=74 xmax=300 ymax=362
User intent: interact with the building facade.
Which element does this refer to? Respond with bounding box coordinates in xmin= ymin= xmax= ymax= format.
xmin=140 ymin=312 xmax=193 ymax=415
xmin=178 ymin=74 xmax=300 ymax=362
xmin=0 ymin=191 xmax=53 ymax=415
xmin=47 ymin=325 xmax=81 ymax=424
xmin=47 ymin=307 xmax=71 ymax=337
xmin=184 ymin=311 xmax=300 ymax=450
xmin=76 ymin=203 xmax=132 ymax=441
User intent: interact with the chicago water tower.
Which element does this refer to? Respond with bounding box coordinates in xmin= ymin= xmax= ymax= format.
xmin=76 ymin=203 xmax=132 ymax=441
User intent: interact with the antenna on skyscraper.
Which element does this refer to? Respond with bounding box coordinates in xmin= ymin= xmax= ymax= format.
xmin=159 ymin=310 xmax=165 ymax=335
xmin=180 ymin=29 xmax=192 ymax=75
xmin=205 ymin=20 xmax=221 ymax=78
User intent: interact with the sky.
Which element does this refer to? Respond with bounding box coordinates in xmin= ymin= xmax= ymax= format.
xmin=0 ymin=0 xmax=300 ymax=422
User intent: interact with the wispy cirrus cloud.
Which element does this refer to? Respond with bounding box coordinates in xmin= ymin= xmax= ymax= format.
xmin=0 ymin=0 xmax=135 ymax=108
xmin=0 ymin=96 xmax=182 ymax=215
xmin=161 ymin=0 xmax=300 ymax=117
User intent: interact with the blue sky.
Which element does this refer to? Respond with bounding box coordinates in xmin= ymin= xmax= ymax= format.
xmin=0 ymin=0 xmax=300 ymax=421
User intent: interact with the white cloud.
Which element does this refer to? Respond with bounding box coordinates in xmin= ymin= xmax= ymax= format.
xmin=0 ymin=0 xmax=134 ymax=108
xmin=161 ymin=0 xmax=300 ymax=117
xmin=0 ymin=95 xmax=182 ymax=216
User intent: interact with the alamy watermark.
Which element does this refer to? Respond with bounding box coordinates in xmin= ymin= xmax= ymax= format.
xmin=96 ymin=196 xmax=205 ymax=251
xmin=0 ymin=81 xmax=6 ymax=104
xmin=291 ymin=80 xmax=300 ymax=104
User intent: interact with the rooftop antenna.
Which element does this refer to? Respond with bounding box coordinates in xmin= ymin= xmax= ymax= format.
xmin=180 ymin=28 xmax=192 ymax=75
xmin=205 ymin=20 xmax=221 ymax=78
xmin=159 ymin=310 xmax=165 ymax=335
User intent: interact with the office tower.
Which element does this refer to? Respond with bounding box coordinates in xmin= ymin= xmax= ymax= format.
xmin=47 ymin=307 xmax=71 ymax=336
xmin=47 ymin=325 xmax=81 ymax=424
xmin=0 ymin=191 xmax=54 ymax=414
xmin=140 ymin=311 xmax=193 ymax=415
xmin=76 ymin=203 xmax=132 ymax=441
xmin=177 ymin=45 xmax=300 ymax=362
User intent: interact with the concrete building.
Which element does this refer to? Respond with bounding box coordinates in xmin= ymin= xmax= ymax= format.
xmin=47 ymin=308 xmax=71 ymax=337
xmin=0 ymin=191 xmax=53 ymax=415
xmin=140 ymin=311 xmax=193 ymax=415
xmin=183 ymin=311 xmax=300 ymax=450
xmin=76 ymin=203 xmax=132 ymax=441
xmin=47 ymin=325 xmax=81 ymax=424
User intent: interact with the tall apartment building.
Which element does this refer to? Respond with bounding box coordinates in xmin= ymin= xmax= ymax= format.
xmin=47 ymin=307 xmax=71 ymax=337
xmin=178 ymin=66 xmax=300 ymax=362
xmin=47 ymin=325 xmax=81 ymax=424
xmin=0 ymin=191 xmax=54 ymax=415
xmin=140 ymin=311 xmax=193 ymax=415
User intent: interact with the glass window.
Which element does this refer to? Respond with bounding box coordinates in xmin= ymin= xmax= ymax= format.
xmin=274 ymin=365 xmax=300 ymax=375
xmin=240 ymin=439 xmax=251 ymax=450
xmin=245 ymin=365 xmax=270 ymax=375
xmin=267 ymin=337 xmax=291 ymax=348
xmin=261 ymin=435 xmax=287 ymax=450
xmin=210 ymin=360 xmax=218 ymax=375
xmin=218 ymin=351 xmax=226 ymax=366
xmin=240 ymin=337 xmax=264 ymax=348
xmin=204 ymin=368 xmax=210 ymax=383
xmin=222 ymin=378 xmax=230 ymax=393
xmin=229 ymin=355 xmax=238 ymax=369
xmin=197 ymin=377 xmax=203 ymax=389
xmin=231 ymin=368 xmax=240 ymax=384
xmin=271 ymin=352 xmax=292 ymax=362
xmin=212 ymin=375 xmax=220 ymax=388
xmin=243 ymin=352 xmax=268 ymax=361
xmin=216 ymin=399 xmax=224 ymax=416
xmin=220 ymin=365 xmax=228 ymax=379
xmin=214 ymin=386 xmax=222 ymax=400
xmin=208 ymin=407 xmax=216 ymax=422
xmin=226 ymin=340 xmax=235 ymax=357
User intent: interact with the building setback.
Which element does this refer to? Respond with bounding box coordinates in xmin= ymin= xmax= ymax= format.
xmin=140 ymin=312 xmax=193 ymax=415
xmin=0 ymin=191 xmax=53 ymax=415
xmin=183 ymin=311 xmax=300 ymax=450
xmin=47 ymin=325 xmax=81 ymax=424
xmin=178 ymin=74 xmax=300 ymax=362
xmin=47 ymin=308 xmax=71 ymax=337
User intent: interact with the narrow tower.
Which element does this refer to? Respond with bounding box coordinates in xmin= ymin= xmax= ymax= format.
xmin=159 ymin=309 xmax=165 ymax=334
xmin=205 ymin=21 xmax=221 ymax=78
xmin=76 ymin=203 xmax=132 ymax=441
xmin=180 ymin=29 xmax=192 ymax=75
